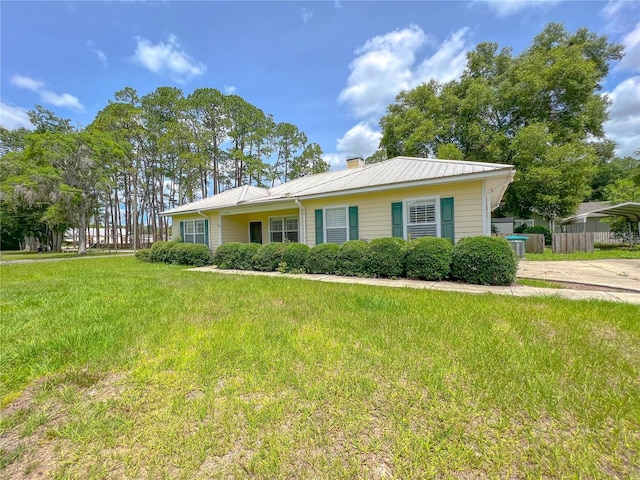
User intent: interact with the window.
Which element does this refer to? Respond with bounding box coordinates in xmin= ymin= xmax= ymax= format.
xmin=270 ymin=216 xmax=298 ymax=242
xmin=406 ymin=198 xmax=437 ymax=239
xmin=183 ymin=220 xmax=206 ymax=244
xmin=325 ymin=207 xmax=348 ymax=244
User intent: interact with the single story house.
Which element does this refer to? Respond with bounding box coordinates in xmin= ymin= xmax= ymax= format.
xmin=561 ymin=201 xmax=640 ymax=236
xmin=160 ymin=156 xmax=515 ymax=250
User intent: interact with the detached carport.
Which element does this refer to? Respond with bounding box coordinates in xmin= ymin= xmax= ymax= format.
xmin=561 ymin=202 xmax=640 ymax=239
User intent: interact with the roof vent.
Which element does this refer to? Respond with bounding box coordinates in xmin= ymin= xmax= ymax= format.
xmin=346 ymin=157 xmax=365 ymax=169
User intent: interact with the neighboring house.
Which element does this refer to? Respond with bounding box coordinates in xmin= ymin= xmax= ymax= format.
xmin=160 ymin=156 xmax=515 ymax=251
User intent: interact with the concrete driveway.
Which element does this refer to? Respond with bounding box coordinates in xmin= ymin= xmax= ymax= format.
xmin=517 ymin=259 xmax=640 ymax=292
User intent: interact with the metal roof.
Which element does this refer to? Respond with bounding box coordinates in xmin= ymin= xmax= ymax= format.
xmin=562 ymin=202 xmax=640 ymax=223
xmin=162 ymin=156 xmax=514 ymax=215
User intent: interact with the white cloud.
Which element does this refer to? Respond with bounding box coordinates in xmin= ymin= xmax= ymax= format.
xmin=0 ymin=102 xmax=32 ymax=130
xmin=474 ymin=0 xmax=560 ymax=17
xmin=9 ymin=74 xmax=85 ymax=112
xmin=604 ymin=76 xmax=640 ymax=157
xmin=224 ymin=85 xmax=236 ymax=94
xmin=94 ymin=49 xmax=108 ymax=66
xmin=415 ymin=28 xmax=470 ymax=84
xmin=40 ymin=91 xmax=85 ymax=112
xmin=338 ymin=25 xmax=470 ymax=121
xmin=10 ymin=74 xmax=45 ymax=91
xmin=616 ymin=22 xmax=640 ymax=73
xmin=336 ymin=122 xmax=382 ymax=158
xmin=323 ymin=122 xmax=382 ymax=170
xmin=301 ymin=8 xmax=313 ymax=24
xmin=131 ymin=34 xmax=206 ymax=83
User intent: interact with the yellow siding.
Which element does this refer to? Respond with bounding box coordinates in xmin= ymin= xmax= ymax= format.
xmin=221 ymin=208 xmax=299 ymax=245
xmin=302 ymin=180 xmax=483 ymax=246
xmin=170 ymin=212 xmax=218 ymax=248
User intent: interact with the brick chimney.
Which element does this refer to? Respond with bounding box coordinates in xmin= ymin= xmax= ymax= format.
xmin=346 ymin=157 xmax=365 ymax=169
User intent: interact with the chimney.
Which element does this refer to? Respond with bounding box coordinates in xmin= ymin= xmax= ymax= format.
xmin=346 ymin=157 xmax=365 ymax=169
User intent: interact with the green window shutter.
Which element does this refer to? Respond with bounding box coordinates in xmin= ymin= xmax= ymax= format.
xmin=204 ymin=219 xmax=209 ymax=246
xmin=348 ymin=206 xmax=359 ymax=241
xmin=315 ymin=209 xmax=324 ymax=245
xmin=440 ymin=197 xmax=455 ymax=243
xmin=179 ymin=221 xmax=184 ymax=242
xmin=391 ymin=202 xmax=403 ymax=238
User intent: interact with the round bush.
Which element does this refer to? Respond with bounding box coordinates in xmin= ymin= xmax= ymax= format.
xmin=406 ymin=237 xmax=453 ymax=280
xmin=451 ymin=236 xmax=518 ymax=285
xmin=213 ymin=242 xmax=245 ymax=269
xmin=336 ymin=240 xmax=372 ymax=277
xmin=280 ymin=243 xmax=310 ymax=272
xmin=305 ymin=243 xmax=340 ymax=274
xmin=167 ymin=243 xmax=214 ymax=266
xmin=237 ymin=243 xmax=261 ymax=270
xmin=252 ymin=242 xmax=287 ymax=272
xmin=135 ymin=248 xmax=151 ymax=262
xmin=149 ymin=241 xmax=178 ymax=263
xmin=369 ymin=237 xmax=407 ymax=278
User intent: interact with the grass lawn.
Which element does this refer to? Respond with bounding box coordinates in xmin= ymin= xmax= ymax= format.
xmin=0 ymin=249 xmax=132 ymax=262
xmin=526 ymin=247 xmax=640 ymax=261
xmin=1 ymin=257 xmax=639 ymax=478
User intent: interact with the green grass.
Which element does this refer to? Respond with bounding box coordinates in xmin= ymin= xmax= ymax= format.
xmin=0 ymin=249 xmax=132 ymax=261
xmin=1 ymin=257 xmax=639 ymax=478
xmin=517 ymin=278 xmax=564 ymax=289
xmin=526 ymin=247 xmax=640 ymax=261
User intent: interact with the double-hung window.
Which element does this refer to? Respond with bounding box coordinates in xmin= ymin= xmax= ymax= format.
xmin=325 ymin=207 xmax=348 ymax=244
xmin=270 ymin=216 xmax=298 ymax=242
xmin=183 ymin=220 xmax=206 ymax=244
xmin=406 ymin=198 xmax=438 ymax=239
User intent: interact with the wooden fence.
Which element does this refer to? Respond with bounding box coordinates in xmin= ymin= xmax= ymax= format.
xmin=552 ymin=233 xmax=594 ymax=253
xmin=495 ymin=234 xmax=545 ymax=254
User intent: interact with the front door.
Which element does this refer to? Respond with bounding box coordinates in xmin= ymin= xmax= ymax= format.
xmin=249 ymin=221 xmax=263 ymax=244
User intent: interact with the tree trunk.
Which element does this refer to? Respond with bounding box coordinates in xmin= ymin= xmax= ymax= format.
xmin=78 ymin=204 xmax=88 ymax=256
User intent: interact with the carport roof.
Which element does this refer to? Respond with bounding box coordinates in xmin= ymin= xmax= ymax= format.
xmin=561 ymin=202 xmax=640 ymax=223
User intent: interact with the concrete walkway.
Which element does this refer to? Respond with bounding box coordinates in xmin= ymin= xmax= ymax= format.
xmin=192 ymin=260 xmax=640 ymax=304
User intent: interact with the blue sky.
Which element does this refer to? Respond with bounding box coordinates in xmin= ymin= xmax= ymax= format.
xmin=1 ymin=0 xmax=639 ymax=168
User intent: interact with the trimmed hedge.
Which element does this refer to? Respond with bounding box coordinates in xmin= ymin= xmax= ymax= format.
xmin=168 ymin=243 xmax=214 ymax=266
xmin=147 ymin=241 xmax=213 ymax=266
xmin=305 ymin=243 xmax=340 ymax=274
xmin=238 ymin=243 xmax=261 ymax=270
xmin=406 ymin=237 xmax=453 ymax=280
xmin=337 ymin=240 xmax=372 ymax=277
xmin=451 ymin=236 xmax=518 ymax=285
xmin=253 ymin=242 xmax=287 ymax=272
xmin=280 ymin=243 xmax=310 ymax=272
xmin=213 ymin=242 xmax=244 ymax=269
xmin=369 ymin=237 xmax=407 ymax=278
xmin=148 ymin=241 xmax=179 ymax=263
xmin=135 ymin=248 xmax=151 ymax=262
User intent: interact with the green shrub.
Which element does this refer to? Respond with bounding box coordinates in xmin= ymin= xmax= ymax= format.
xmin=135 ymin=248 xmax=151 ymax=262
xmin=515 ymin=224 xmax=552 ymax=246
xmin=167 ymin=243 xmax=214 ymax=267
xmin=369 ymin=237 xmax=407 ymax=278
xmin=305 ymin=243 xmax=340 ymax=274
xmin=406 ymin=237 xmax=453 ymax=280
xmin=149 ymin=241 xmax=179 ymax=263
xmin=280 ymin=243 xmax=310 ymax=272
xmin=452 ymin=236 xmax=518 ymax=285
xmin=213 ymin=242 xmax=244 ymax=269
xmin=337 ymin=240 xmax=372 ymax=277
xmin=238 ymin=243 xmax=261 ymax=270
xmin=253 ymin=242 xmax=287 ymax=272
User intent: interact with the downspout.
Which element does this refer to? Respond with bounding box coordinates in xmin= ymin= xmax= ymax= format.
xmin=294 ymin=199 xmax=306 ymax=245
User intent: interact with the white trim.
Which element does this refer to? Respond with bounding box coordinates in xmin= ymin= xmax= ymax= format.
xmin=323 ymin=205 xmax=349 ymax=244
xmin=268 ymin=214 xmax=299 ymax=243
xmin=403 ymin=195 xmax=440 ymax=240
